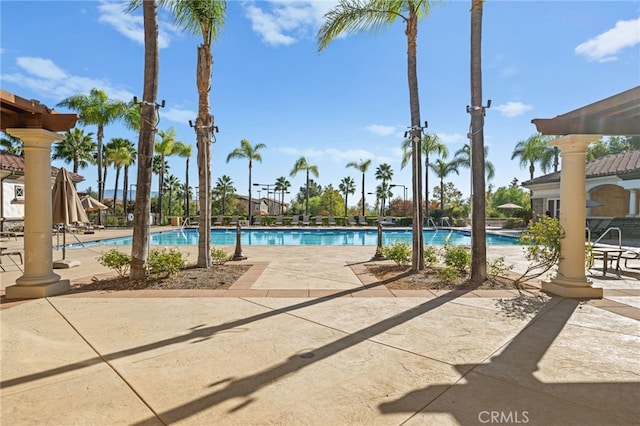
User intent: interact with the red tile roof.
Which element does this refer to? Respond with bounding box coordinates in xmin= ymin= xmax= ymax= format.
xmin=522 ymin=151 xmax=640 ymax=186
xmin=0 ymin=150 xmax=84 ymax=182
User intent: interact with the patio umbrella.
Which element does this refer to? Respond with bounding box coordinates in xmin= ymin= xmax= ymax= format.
xmin=80 ymin=194 xmax=108 ymax=211
xmin=496 ymin=202 xmax=522 ymax=218
xmin=52 ymin=167 xmax=88 ymax=267
xmin=586 ymin=199 xmax=604 ymax=208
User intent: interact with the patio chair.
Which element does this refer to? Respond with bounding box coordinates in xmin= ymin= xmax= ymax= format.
xmin=274 ymin=215 xmax=284 ymax=226
xmin=290 ymin=215 xmax=300 ymax=226
xmin=0 ymin=248 xmax=23 ymax=272
xmin=302 ymin=215 xmax=311 ymax=226
xmin=253 ymin=215 xmax=262 ymax=226
xmin=230 ymin=215 xmax=239 ymax=226
xmin=358 ymin=216 xmax=367 ymax=226
xmin=213 ymin=215 xmax=223 ymax=226
xmin=347 ymin=216 xmax=356 ymax=226
xmin=328 ymin=215 xmax=336 ymax=226
xmin=618 ymin=249 xmax=640 ymax=268
xmin=315 ymin=215 xmax=324 ymax=226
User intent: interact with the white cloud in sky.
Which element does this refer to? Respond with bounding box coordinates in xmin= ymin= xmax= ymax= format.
xmin=97 ymin=0 xmax=175 ymax=49
xmin=437 ymin=132 xmax=467 ymax=145
xmin=2 ymin=56 xmax=133 ymax=103
xmin=575 ymin=17 xmax=640 ymax=63
xmin=494 ymin=101 xmax=533 ymax=118
xmin=243 ymin=0 xmax=337 ymax=46
xmin=163 ymin=107 xmax=196 ymax=124
xmin=366 ymin=124 xmax=396 ymax=136
xmin=276 ymin=146 xmax=375 ymax=163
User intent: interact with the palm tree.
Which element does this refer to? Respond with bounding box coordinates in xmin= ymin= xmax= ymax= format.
xmin=345 ymin=159 xmax=371 ymax=217
xmin=511 ymin=133 xmax=553 ymax=181
xmin=319 ymin=0 xmax=434 ymax=272
xmin=154 ymin=127 xmax=185 ymax=224
xmin=429 ymin=159 xmax=459 ymax=210
xmin=105 ymin=138 xmax=134 ymax=212
xmin=160 ymin=0 xmax=226 ymax=268
xmin=226 ymin=139 xmax=266 ymax=224
xmin=128 ymin=0 xmax=160 ymax=280
xmin=339 ymin=176 xmax=356 ymax=217
xmin=0 ymin=132 xmax=23 ymax=155
xmin=470 ymin=0 xmax=487 ymax=283
xmin=121 ymin=141 xmax=137 ymax=214
xmin=375 ymin=181 xmax=393 ymax=216
xmin=214 ymin=175 xmax=234 ymax=215
xmin=290 ymin=157 xmax=319 ymax=215
xmin=163 ymin=174 xmax=181 ymax=217
xmin=174 ymin=143 xmax=192 ymax=222
xmin=453 ymin=143 xmax=495 ymax=180
xmin=401 ymin=132 xmax=448 ymax=222
xmin=375 ymin=163 xmax=393 ymax=215
xmin=56 ymin=88 xmax=129 ymax=204
xmin=274 ymin=176 xmax=291 ymax=215
xmin=52 ymin=128 xmax=97 ymax=175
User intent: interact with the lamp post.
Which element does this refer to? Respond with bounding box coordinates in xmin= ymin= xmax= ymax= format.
xmin=367 ymin=192 xmax=380 ymax=216
xmin=253 ymin=182 xmax=274 ymax=215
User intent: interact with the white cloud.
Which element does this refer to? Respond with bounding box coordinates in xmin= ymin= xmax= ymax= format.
xmin=366 ymin=124 xmax=396 ymax=136
xmin=276 ymin=146 xmax=375 ymax=163
xmin=97 ymin=0 xmax=175 ymax=49
xmin=575 ymin=17 xmax=640 ymax=63
xmin=494 ymin=101 xmax=533 ymax=118
xmin=243 ymin=0 xmax=337 ymax=46
xmin=163 ymin=107 xmax=196 ymax=124
xmin=2 ymin=56 xmax=133 ymax=103
xmin=437 ymin=132 xmax=467 ymax=145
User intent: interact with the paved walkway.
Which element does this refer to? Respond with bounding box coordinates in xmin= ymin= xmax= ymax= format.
xmin=1 ymin=227 xmax=639 ymax=425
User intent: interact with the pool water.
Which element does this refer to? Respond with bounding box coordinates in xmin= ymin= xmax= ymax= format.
xmin=69 ymin=229 xmax=518 ymax=248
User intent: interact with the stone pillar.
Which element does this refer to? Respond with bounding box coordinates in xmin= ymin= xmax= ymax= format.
xmin=542 ymin=134 xmax=603 ymax=299
xmin=628 ymin=190 xmax=637 ymax=217
xmin=5 ymin=128 xmax=70 ymax=299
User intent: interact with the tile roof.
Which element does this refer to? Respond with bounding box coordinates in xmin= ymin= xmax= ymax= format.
xmin=0 ymin=150 xmax=84 ymax=182
xmin=522 ymin=151 xmax=640 ymax=186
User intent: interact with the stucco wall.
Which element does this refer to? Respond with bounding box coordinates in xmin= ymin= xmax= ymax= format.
xmin=589 ymin=184 xmax=629 ymax=217
xmin=2 ymin=180 xmax=25 ymax=219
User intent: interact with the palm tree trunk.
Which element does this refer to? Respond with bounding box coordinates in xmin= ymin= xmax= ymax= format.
xmin=131 ymin=0 xmax=159 ymax=280
xmin=196 ymin=43 xmax=213 ymax=268
xmin=123 ymin=165 xmax=129 ymax=214
xmin=360 ymin=173 xmax=365 ymax=217
xmin=470 ymin=0 xmax=487 ymax=283
xmin=407 ymin=10 xmax=424 ymax=271
xmin=248 ymin=161 xmax=253 ymax=223
xmin=97 ymin=125 xmax=104 ymax=204
xmin=184 ymin=157 xmax=190 ymax=222
xmin=158 ymin=154 xmax=165 ymax=225
xmin=306 ymin=170 xmax=310 ymax=215
xmin=113 ymin=167 xmax=121 ymax=213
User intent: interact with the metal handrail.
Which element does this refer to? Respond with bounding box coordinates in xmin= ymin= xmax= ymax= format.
xmin=593 ymin=226 xmax=622 ymax=248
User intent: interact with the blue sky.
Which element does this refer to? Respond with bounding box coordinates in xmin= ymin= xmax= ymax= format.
xmin=1 ymin=0 xmax=639 ymax=206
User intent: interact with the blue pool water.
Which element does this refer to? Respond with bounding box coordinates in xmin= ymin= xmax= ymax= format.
xmin=68 ymin=229 xmax=518 ymax=248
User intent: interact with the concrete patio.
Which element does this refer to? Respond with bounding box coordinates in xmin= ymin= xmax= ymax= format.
xmin=1 ymin=227 xmax=639 ymax=425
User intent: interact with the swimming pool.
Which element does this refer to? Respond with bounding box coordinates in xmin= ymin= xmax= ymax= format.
xmin=69 ymin=229 xmax=519 ymax=248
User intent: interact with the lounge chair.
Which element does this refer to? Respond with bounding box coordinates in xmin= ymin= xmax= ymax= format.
xmin=290 ymin=215 xmax=300 ymax=226
xmin=315 ymin=215 xmax=324 ymax=226
xmin=328 ymin=215 xmax=336 ymax=226
xmin=253 ymin=215 xmax=262 ymax=226
xmin=383 ymin=216 xmax=393 ymax=225
xmin=213 ymin=215 xmax=223 ymax=226
xmin=229 ymin=215 xmax=239 ymax=226
xmin=358 ymin=216 xmax=367 ymax=226
xmin=0 ymin=248 xmax=23 ymax=272
xmin=274 ymin=215 xmax=284 ymax=226
xmin=618 ymin=249 xmax=640 ymax=268
xmin=347 ymin=216 xmax=356 ymax=226
xmin=302 ymin=215 xmax=311 ymax=226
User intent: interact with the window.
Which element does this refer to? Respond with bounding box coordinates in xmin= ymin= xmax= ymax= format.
xmin=14 ymin=185 xmax=24 ymax=200
xmin=547 ymin=199 xmax=560 ymax=218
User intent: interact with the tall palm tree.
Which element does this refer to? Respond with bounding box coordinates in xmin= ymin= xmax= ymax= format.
xmin=163 ymin=174 xmax=181 ymax=217
xmin=0 ymin=132 xmax=23 ymax=155
xmin=401 ymin=132 xmax=448 ymax=222
xmin=511 ymin=133 xmax=553 ymax=181
xmin=105 ymin=138 xmax=134 ymax=212
xmin=56 ymin=88 xmax=129 ymax=204
xmin=174 ymin=143 xmax=192 ymax=222
xmin=121 ymin=141 xmax=137 ymax=214
xmin=339 ymin=176 xmax=356 ymax=217
xmin=226 ymin=139 xmax=266 ymax=224
xmin=159 ymin=0 xmax=226 ymax=267
xmin=214 ymin=175 xmax=234 ymax=215
xmin=429 ymin=159 xmax=459 ymax=210
xmin=52 ymin=128 xmax=97 ymax=175
xmin=375 ymin=181 xmax=393 ymax=216
xmin=154 ymin=127 xmax=185 ymax=224
xmin=128 ymin=0 xmax=160 ymax=280
xmin=274 ymin=176 xmax=291 ymax=215
xmin=375 ymin=163 xmax=393 ymax=215
xmin=290 ymin=157 xmax=319 ymax=215
xmin=319 ymin=0 xmax=434 ymax=272
xmin=470 ymin=0 xmax=487 ymax=283
xmin=453 ymin=143 xmax=495 ymax=180
xmin=345 ymin=159 xmax=371 ymax=217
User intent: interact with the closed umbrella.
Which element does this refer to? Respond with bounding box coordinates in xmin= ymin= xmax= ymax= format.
xmin=52 ymin=168 xmax=88 ymax=267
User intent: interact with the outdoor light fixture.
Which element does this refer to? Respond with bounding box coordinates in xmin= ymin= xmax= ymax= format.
xmin=133 ymin=96 xmax=165 ymax=129
xmin=403 ymin=121 xmax=428 ymax=138
xmin=466 ymin=99 xmax=491 ymax=115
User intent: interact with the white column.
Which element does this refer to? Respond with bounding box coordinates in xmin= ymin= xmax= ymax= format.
xmin=628 ymin=190 xmax=637 ymax=217
xmin=542 ymin=134 xmax=603 ymax=299
xmin=5 ymin=128 xmax=70 ymax=298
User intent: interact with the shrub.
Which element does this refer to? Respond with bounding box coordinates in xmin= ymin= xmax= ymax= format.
xmin=443 ymin=244 xmax=471 ymax=274
xmin=147 ymin=248 xmax=187 ymax=277
xmin=437 ymin=266 xmax=460 ymax=281
xmin=211 ymin=247 xmax=231 ymax=265
xmin=514 ymin=214 xmax=563 ymax=284
xmin=382 ymin=241 xmax=412 ymax=266
xmin=97 ymin=249 xmax=131 ymax=278
xmin=488 ymin=256 xmax=514 ymax=279
xmin=423 ymin=245 xmax=439 ymax=266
